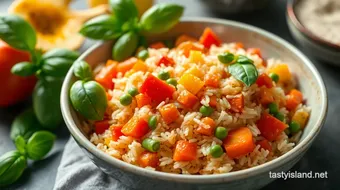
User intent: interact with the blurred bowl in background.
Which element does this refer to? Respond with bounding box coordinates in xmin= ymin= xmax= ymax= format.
xmin=200 ymin=0 xmax=269 ymax=14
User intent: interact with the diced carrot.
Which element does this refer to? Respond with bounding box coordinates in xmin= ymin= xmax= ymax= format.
xmin=95 ymin=63 xmax=117 ymax=89
xmin=132 ymin=60 xmax=148 ymax=72
xmin=199 ymin=27 xmax=221 ymax=48
xmin=257 ymin=113 xmax=287 ymax=141
xmin=209 ymin=95 xmax=218 ymax=107
xmin=116 ymin=57 xmax=138 ymax=75
xmin=106 ymin=92 xmax=112 ymax=101
xmin=177 ymin=90 xmax=199 ymax=108
xmin=268 ymin=64 xmax=292 ymax=83
xmin=121 ymin=116 xmax=149 ymax=138
xmin=135 ymin=94 xmax=152 ymax=108
xmin=256 ymin=73 xmax=273 ymax=88
xmin=257 ymin=139 xmax=272 ymax=152
xmin=111 ymin=126 xmax=123 ymax=141
xmin=259 ymin=87 xmax=274 ymax=105
xmin=247 ymin=48 xmax=262 ymax=58
xmin=204 ymin=74 xmax=220 ymax=88
xmin=150 ymin=42 xmax=166 ymax=49
xmin=286 ymin=89 xmax=303 ymax=111
xmin=157 ymin=56 xmax=175 ymax=66
xmin=138 ymin=152 xmax=159 ymax=168
xmin=178 ymin=73 xmax=204 ymax=95
xmin=159 ymin=103 xmax=180 ymax=124
xmin=175 ymin=34 xmax=197 ymax=47
xmin=227 ymin=94 xmax=244 ymax=113
xmin=94 ymin=120 xmax=110 ymax=134
xmin=177 ymin=41 xmax=204 ymax=58
xmin=140 ymin=74 xmax=176 ymax=103
xmin=223 ymin=127 xmax=255 ymax=159
xmin=235 ymin=42 xmax=244 ymax=49
xmin=173 ymin=140 xmax=197 ymax=161
xmin=197 ymin=117 xmax=216 ymax=136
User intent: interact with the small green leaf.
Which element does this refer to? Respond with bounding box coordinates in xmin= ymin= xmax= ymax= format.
xmin=140 ymin=3 xmax=184 ymax=34
xmin=11 ymin=62 xmax=36 ymax=76
xmin=0 ymin=150 xmax=27 ymax=187
xmin=70 ymin=80 xmax=108 ymax=120
xmin=14 ymin=136 xmax=26 ymax=155
xmin=112 ymin=32 xmax=138 ymax=61
xmin=236 ymin=55 xmax=254 ymax=65
xmin=109 ymin=0 xmax=138 ymax=22
xmin=42 ymin=48 xmax=79 ymax=60
xmin=228 ymin=62 xmax=258 ymax=86
xmin=26 ymin=131 xmax=55 ymax=160
xmin=73 ymin=60 xmax=93 ymax=81
xmin=80 ymin=14 xmax=123 ymax=40
xmin=0 ymin=14 xmax=36 ymax=51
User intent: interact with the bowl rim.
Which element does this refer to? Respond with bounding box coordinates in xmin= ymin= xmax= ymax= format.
xmin=61 ymin=17 xmax=328 ymax=183
xmin=286 ymin=0 xmax=340 ymax=51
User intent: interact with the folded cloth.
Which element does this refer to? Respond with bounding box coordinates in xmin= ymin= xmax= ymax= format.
xmin=53 ymin=137 xmax=128 ymax=190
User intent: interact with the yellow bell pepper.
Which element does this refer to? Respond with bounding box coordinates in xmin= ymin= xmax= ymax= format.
xmin=292 ymin=110 xmax=309 ymax=129
xmin=178 ymin=73 xmax=204 ymax=95
xmin=268 ymin=64 xmax=292 ymax=83
xmin=185 ymin=67 xmax=204 ymax=79
xmin=188 ymin=50 xmax=205 ymax=64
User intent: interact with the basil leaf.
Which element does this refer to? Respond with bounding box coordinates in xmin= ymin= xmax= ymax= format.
xmin=14 ymin=136 xmax=26 ymax=155
xmin=33 ymin=77 xmax=63 ymax=128
xmin=237 ymin=55 xmax=254 ymax=65
xmin=10 ymin=108 xmax=41 ymax=142
xmin=0 ymin=14 xmax=36 ymax=51
xmin=140 ymin=3 xmax=184 ymax=34
xmin=41 ymin=49 xmax=79 ymax=77
xmin=80 ymin=15 xmax=123 ymax=40
xmin=42 ymin=48 xmax=79 ymax=60
xmin=11 ymin=62 xmax=36 ymax=77
xmin=109 ymin=0 xmax=138 ymax=22
xmin=228 ymin=63 xmax=258 ymax=86
xmin=26 ymin=131 xmax=55 ymax=160
xmin=70 ymin=80 xmax=108 ymax=120
xmin=73 ymin=60 xmax=92 ymax=81
xmin=0 ymin=150 xmax=27 ymax=187
xmin=112 ymin=32 xmax=138 ymax=61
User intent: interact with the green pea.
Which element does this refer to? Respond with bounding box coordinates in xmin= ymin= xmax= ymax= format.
xmin=199 ymin=105 xmax=214 ymax=117
xmin=128 ymin=87 xmax=139 ymax=97
xmin=142 ymin=138 xmax=160 ymax=152
xmin=158 ymin=70 xmax=170 ymax=80
xmin=210 ymin=145 xmax=224 ymax=158
xmin=218 ymin=53 xmax=235 ymax=64
xmin=137 ymin=49 xmax=149 ymax=61
xmin=166 ymin=78 xmax=177 ymax=87
xmin=215 ymin=127 xmax=228 ymax=140
xmin=148 ymin=115 xmax=157 ymax=130
xmin=269 ymin=73 xmax=279 ymax=83
xmin=275 ymin=112 xmax=285 ymax=122
xmin=120 ymin=94 xmax=132 ymax=106
xmin=289 ymin=121 xmax=301 ymax=133
xmin=268 ymin=103 xmax=279 ymax=115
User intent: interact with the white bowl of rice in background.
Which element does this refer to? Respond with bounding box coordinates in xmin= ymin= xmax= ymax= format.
xmin=61 ymin=18 xmax=327 ymax=190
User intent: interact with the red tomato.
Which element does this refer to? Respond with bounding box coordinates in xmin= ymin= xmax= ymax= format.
xmin=0 ymin=41 xmax=36 ymax=107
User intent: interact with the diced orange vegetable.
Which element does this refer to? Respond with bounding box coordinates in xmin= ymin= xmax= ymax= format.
xmin=186 ymin=67 xmax=204 ymax=79
xmin=256 ymin=73 xmax=273 ymax=88
xmin=209 ymin=95 xmax=218 ymax=107
xmin=177 ymin=41 xmax=204 ymax=58
xmin=257 ymin=113 xmax=287 ymax=141
xmin=159 ymin=103 xmax=180 ymax=124
xmin=257 ymin=139 xmax=272 ymax=152
xmin=286 ymin=89 xmax=303 ymax=111
xmin=177 ymin=90 xmax=198 ymax=108
xmin=106 ymin=92 xmax=112 ymax=101
xmin=197 ymin=117 xmax=216 ymax=136
xmin=259 ymin=87 xmax=274 ymax=105
xmin=117 ymin=57 xmax=138 ymax=75
xmin=135 ymin=94 xmax=152 ymax=108
xmin=247 ymin=48 xmax=262 ymax=58
xmin=132 ymin=60 xmax=148 ymax=72
xmin=227 ymin=94 xmax=244 ymax=113
xmin=111 ymin=126 xmax=123 ymax=141
xmin=292 ymin=110 xmax=309 ymax=129
xmin=95 ymin=63 xmax=117 ymax=89
xmin=157 ymin=56 xmax=175 ymax=66
xmin=268 ymin=64 xmax=292 ymax=83
xmin=204 ymin=74 xmax=220 ymax=88
xmin=178 ymin=73 xmax=204 ymax=95
xmin=175 ymin=34 xmax=197 ymax=47
xmin=95 ymin=120 xmax=110 ymax=134
xmin=235 ymin=42 xmax=244 ymax=49
xmin=188 ymin=50 xmax=204 ymax=64
xmin=121 ymin=116 xmax=149 ymax=138
xmin=173 ymin=140 xmax=197 ymax=161
xmin=199 ymin=27 xmax=221 ymax=48
xmin=138 ymin=152 xmax=159 ymax=168
xmin=140 ymin=74 xmax=176 ymax=103
xmin=106 ymin=59 xmax=118 ymax=66
xmin=150 ymin=42 xmax=166 ymax=49
xmin=223 ymin=127 xmax=255 ymax=159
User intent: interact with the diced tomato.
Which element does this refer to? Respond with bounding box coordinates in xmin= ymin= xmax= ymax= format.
xmin=257 ymin=113 xmax=287 ymax=141
xmin=138 ymin=152 xmax=159 ymax=168
xmin=247 ymin=48 xmax=262 ymax=58
xmin=204 ymin=74 xmax=220 ymax=88
xmin=227 ymin=94 xmax=244 ymax=113
xmin=95 ymin=62 xmax=117 ymax=90
xmin=209 ymin=95 xmax=218 ymax=107
xmin=140 ymin=74 xmax=176 ymax=103
xmin=95 ymin=120 xmax=110 ymax=134
xmin=121 ymin=116 xmax=149 ymax=138
xmin=256 ymin=73 xmax=273 ymax=88
xmin=257 ymin=139 xmax=272 ymax=152
xmin=199 ymin=27 xmax=221 ymax=48
xmin=157 ymin=56 xmax=175 ymax=66
xmin=173 ymin=140 xmax=197 ymax=161
xmin=223 ymin=127 xmax=255 ymax=159
xmin=111 ymin=126 xmax=123 ymax=141
xmin=150 ymin=42 xmax=166 ymax=49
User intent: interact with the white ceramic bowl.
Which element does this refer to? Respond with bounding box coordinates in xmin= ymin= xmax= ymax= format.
xmin=61 ymin=18 xmax=327 ymax=190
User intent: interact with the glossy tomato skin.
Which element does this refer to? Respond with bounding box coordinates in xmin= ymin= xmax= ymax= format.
xmin=0 ymin=41 xmax=36 ymax=107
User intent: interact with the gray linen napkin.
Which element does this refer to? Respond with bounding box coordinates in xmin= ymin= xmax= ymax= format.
xmin=53 ymin=137 xmax=128 ymax=190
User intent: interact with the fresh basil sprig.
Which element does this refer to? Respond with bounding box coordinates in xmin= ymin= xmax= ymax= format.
xmin=73 ymin=60 xmax=93 ymax=81
xmin=0 ymin=151 xmax=27 ymax=187
xmin=113 ymin=31 xmax=139 ymax=61
xmin=10 ymin=109 xmax=41 ymax=142
xmin=109 ymin=0 xmax=138 ymax=22
xmin=26 ymin=131 xmax=56 ymax=160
